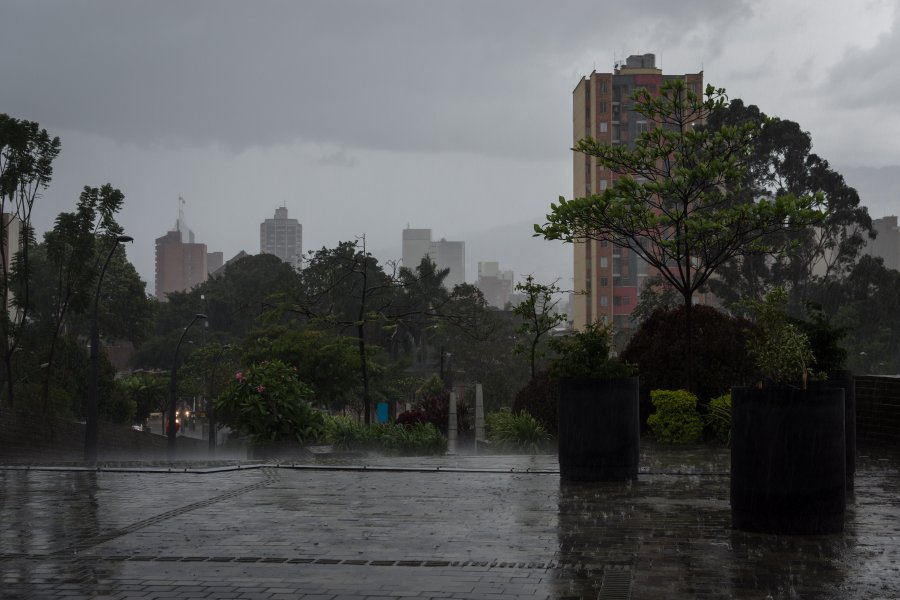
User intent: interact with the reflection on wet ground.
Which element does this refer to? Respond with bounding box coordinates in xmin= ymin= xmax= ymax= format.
xmin=1 ymin=444 xmax=898 ymax=599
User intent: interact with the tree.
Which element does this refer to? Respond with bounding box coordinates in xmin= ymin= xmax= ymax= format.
xmin=512 ymin=275 xmax=566 ymax=378
xmin=37 ymin=184 xmax=125 ymax=410
xmin=705 ymin=99 xmax=875 ymax=312
xmin=392 ymin=257 xmax=450 ymax=363
xmin=537 ymin=80 xmax=825 ymax=389
xmin=118 ymin=371 xmax=168 ymax=425
xmin=0 ymin=114 xmax=61 ymax=405
xmin=294 ymin=239 xmax=397 ymax=424
xmin=241 ymin=325 xmax=361 ymax=412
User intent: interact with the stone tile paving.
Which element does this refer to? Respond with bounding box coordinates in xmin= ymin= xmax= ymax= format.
xmin=1 ymin=444 xmax=898 ymax=599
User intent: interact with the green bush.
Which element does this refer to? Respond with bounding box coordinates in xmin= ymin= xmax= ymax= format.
xmin=215 ymin=360 xmax=326 ymax=444
xmin=324 ymin=416 xmax=447 ymax=456
xmin=549 ymin=322 xmax=635 ymax=379
xmin=325 ymin=415 xmax=379 ymax=450
xmin=378 ymin=422 xmax=447 ymax=456
xmin=705 ymin=393 xmax=732 ymax=444
xmin=622 ymin=304 xmax=757 ymax=408
xmin=486 ymin=408 xmax=551 ymax=453
xmin=646 ymin=389 xmax=703 ymax=444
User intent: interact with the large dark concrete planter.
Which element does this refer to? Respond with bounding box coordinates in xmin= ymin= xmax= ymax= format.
xmin=731 ymin=386 xmax=846 ymax=534
xmin=809 ymin=371 xmax=857 ymax=490
xmin=557 ymin=376 xmax=640 ymax=482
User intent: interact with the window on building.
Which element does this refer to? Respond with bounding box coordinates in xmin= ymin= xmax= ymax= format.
xmin=600 ymin=240 xmax=608 ymax=247
xmin=599 ymin=122 xmax=608 ymax=133
xmin=623 ymin=296 xmax=631 ymax=305
xmin=612 ymin=105 xmax=620 ymax=122
xmin=600 ymin=277 xmax=608 ymax=287
xmin=599 ymin=101 xmax=608 ymax=113
xmin=612 ymin=86 xmax=620 ymax=102
xmin=600 ymin=81 xmax=608 ymax=94
xmin=600 ymin=257 xmax=608 ymax=268
xmin=636 ymin=121 xmax=649 ymax=134
xmin=600 ymin=296 xmax=609 ymax=307
xmin=600 ymin=179 xmax=608 ymax=191
xmin=613 ymin=296 xmax=622 ymax=307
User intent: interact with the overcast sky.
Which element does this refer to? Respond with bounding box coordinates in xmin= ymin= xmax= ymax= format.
xmin=2 ymin=0 xmax=899 ymax=294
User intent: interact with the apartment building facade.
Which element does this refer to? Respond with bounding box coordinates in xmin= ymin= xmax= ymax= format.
xmin=572 ymin=53 xmax=703 ymax=330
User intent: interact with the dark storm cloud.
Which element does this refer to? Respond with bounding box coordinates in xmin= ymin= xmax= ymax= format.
xmin=0 ymin=0 xmax=751 ymax=158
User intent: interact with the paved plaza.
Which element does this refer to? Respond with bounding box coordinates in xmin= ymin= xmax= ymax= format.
xmin=1 ymin=445 xmax=899 ymax=600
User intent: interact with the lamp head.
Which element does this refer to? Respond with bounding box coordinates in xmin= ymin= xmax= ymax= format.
xmin=116 ymin=235 xmax=134 ymax=243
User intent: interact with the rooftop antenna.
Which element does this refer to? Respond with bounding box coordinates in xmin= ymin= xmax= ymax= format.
xmin=178 ymin=195 xmax=185 ymax=223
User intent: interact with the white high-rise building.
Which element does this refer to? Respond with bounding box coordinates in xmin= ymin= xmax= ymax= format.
xmin=402 ymin=228 xmax=432 ymax=272
xmin=429 ymin=238 xmax=466 ymax=290
xmin=401 ymin=227 xmax=465 ymax=289
xmin=475 ymin=261 xmax=514 ymax=308
xmin=260 ymin=207 xmax=302 ymax=269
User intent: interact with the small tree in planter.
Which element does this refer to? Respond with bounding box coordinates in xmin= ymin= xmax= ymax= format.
xmin=216 ymin=359 xmax=326 ymax=458
xmin=549 ymin=323 xmax=639 ymax=482
xmin=731 ymin=287 xmax=846 ymax=534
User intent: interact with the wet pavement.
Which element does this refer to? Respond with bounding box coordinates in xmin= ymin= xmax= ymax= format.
xmin=1 ymin=444 xmax=899 ymax=599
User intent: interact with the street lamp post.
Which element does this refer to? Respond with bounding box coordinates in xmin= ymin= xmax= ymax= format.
xmin=168 ymin=313 xmax=207 ymax=461
xmin=85 ymin=235 xmax=133 ymax=464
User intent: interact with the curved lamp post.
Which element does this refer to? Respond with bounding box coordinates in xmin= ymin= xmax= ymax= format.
xmin=167 ymin=313 xmax=207 ymax=460
xmin=85 ymin=235 xmax=133 ymax=465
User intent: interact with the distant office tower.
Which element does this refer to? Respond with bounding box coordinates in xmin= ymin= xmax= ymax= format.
xmin=155 ymin=218 xmax=209 ymax=300
xmin=1 ymin=213 xmax=22 ymax=321
xmin=402 ymin=228 xmax=465 ymax=289
xmin=1 ymin=213 xmax=21 ymax=279
xmin=572 ymin=53 xmax=703 ymax=330
xmin=260 ymin=207 xmax=302 ymax=269
xmin=864 ymin=216 xmax=900 ymax=271
xmin=429 ymin=238 xmax=466 ymax=290
xmin=475 ymin=261 xmax=514 ymax=308
xmin=206 ymin=251 xmax=224 ymax=275
xmin=402 ymin=228 xmax=433 ymax=271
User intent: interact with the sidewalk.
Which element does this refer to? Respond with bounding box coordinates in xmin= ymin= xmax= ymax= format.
xmin=1 ymin=444 xmax=898 ymax=599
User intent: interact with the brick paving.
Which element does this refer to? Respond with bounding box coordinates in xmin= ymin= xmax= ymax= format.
xmin=1 ymin=444 xmax=899 ymax=599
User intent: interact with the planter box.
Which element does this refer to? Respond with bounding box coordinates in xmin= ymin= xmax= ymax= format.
xmin=557 ymin=377 xmax=640 ymax=482
xmin=809 ymin=371 xmax=856 ymax=489
xmin=731 ymin=386 xmax=846 ymax=534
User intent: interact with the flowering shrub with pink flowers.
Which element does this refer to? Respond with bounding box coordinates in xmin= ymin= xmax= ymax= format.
xmin=215 ymin=359 xmax=326 ymax=443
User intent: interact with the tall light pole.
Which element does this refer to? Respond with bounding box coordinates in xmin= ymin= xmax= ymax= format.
xmin=168 ymin=313 xmax=207 ymax=461
xmin=85 ymin=235 xmax=133 ymax=464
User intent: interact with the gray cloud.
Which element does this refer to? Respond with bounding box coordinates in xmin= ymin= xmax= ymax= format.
xmin=824 ymin=5 xmax=900 ymax=108
xmin=0 ymin=0 xmax=750 ymax=159
xmin=314 ymin=148 xmax=359 ymax=168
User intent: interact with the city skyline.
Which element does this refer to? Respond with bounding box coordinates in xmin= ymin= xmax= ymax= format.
xmin=2 ymin=1 xmax=899 ymax=294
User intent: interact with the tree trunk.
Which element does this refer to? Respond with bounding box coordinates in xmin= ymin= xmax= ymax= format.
xmin=358 ymin=323 xmax=370 ymax=425
xmin=683 ymin=290 xmax=695 ymax=395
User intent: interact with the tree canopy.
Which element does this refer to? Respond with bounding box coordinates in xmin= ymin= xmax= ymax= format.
xmin=536 ymin=79 xmax=828 ymax=387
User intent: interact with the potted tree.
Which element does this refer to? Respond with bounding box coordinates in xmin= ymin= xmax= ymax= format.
xmin=550 ymin=323 xmax=639 ymax=482
xmin=731 ymin=288 xmax=846 ymax=534
xmin=795 ymin=306 xmax=856 ymax=490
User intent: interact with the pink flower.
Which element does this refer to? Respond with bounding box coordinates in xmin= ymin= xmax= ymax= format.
xmin=257 ymin=384 xmax=266 ymax=393
xmin=235 ymin=372 xmax=244 ymax=381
